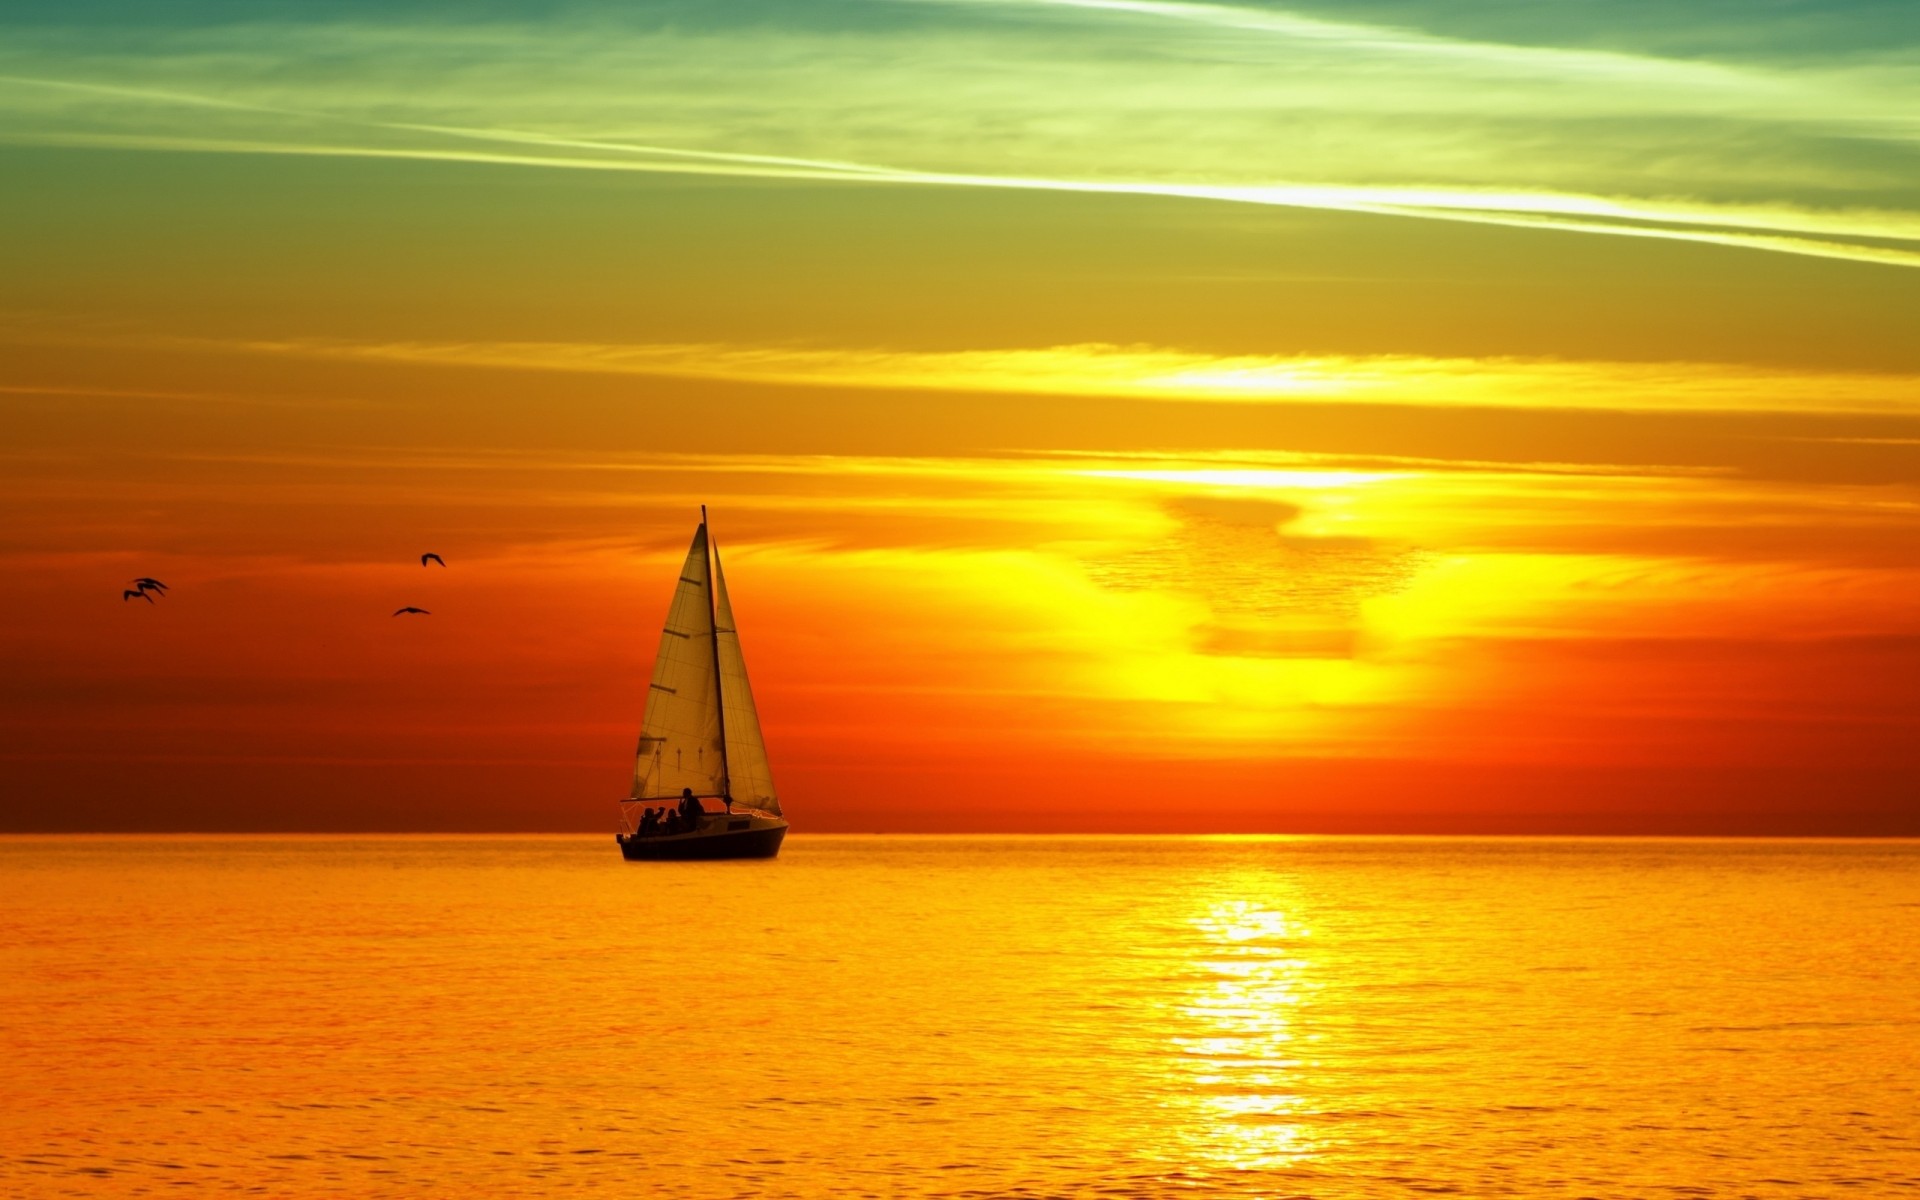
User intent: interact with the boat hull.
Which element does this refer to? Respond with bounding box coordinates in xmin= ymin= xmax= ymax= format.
xmin=617 ymin=821 xmax=786 ymax=861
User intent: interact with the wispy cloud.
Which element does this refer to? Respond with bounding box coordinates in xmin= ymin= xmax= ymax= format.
xmin=74 ymin=330 xmax=1919 ymax=416
xmin=952 ymin=0 xmax=1802 ymax=86
xmin=10 ymin=105 xmax=1920 ymax=267
xmin=2 ymin=0 xmax=1918 ymax=268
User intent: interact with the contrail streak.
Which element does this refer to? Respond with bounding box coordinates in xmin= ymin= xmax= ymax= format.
xmin=3 ymin=74 xmax=1916 ymax=269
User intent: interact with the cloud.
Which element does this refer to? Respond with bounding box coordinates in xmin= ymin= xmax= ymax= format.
xmin=57 ymin=329 xmax=1920 ymax=416
xmin=1079 ymin=494 xmax=1427 ymax=643
xmin=2 ymin=0 xmax=1918 ymax=268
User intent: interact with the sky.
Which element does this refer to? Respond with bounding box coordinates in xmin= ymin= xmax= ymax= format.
xmin=3 ymin=0 xmax=1918 ymax=833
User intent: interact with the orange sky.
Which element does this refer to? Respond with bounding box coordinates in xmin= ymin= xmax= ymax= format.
xmin=4 ymin=1 xmax=1920 ymax=832
xmin=6 ymin=336 xmax=1919 ymax=833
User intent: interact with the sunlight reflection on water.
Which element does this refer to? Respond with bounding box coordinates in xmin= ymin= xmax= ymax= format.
xmin=1173 ymin=900 xmax=1315 ymax=1172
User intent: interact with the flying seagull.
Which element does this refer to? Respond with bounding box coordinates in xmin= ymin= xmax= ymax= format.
xmin=131 ymin=577 xmax=168 ymax=594
xmin=393 ymin=606 xmax=431 ymax=616
xmin=123 ymin=588 xmax=154 ymax=604
xmin=420 ymin=553 xmax=446 ymax=567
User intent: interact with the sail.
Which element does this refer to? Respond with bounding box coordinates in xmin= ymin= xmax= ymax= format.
xmin=631 ymin=525 xmax=727 ymax=800
xmin=712 ymin=543 xmax=780 ymax=816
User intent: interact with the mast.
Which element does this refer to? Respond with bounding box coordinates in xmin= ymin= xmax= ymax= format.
xmin=702 ymin=505 xmax=732 ymax=805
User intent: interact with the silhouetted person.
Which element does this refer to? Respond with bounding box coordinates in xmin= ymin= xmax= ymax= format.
xmin=664 ymin=811 xmax=682 ymax=836
xmin=680 ymin=788 xmax=704 ymax=831
xmin=122 ymin=589 xmax=153 ymax=604
xmin=421 ymin=553 xmax=446 ymax=567
xmin=393 ymin=607 xmax=431 ymax=616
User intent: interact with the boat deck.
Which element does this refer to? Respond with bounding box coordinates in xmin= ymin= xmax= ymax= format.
xmin=617 ymin=812 xmax=787 ymax=860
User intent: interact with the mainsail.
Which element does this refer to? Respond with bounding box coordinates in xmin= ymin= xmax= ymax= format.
xmin=712 ymin=544 xmax=781 ymax=816
xmin=631 ymin=525 xmax=727 ymax=800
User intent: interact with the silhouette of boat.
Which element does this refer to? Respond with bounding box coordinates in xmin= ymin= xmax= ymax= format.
xmin=616 ymin=509 xmax=787 ymax=861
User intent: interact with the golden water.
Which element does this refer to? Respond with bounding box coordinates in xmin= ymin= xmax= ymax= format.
xmin=3 ymin=836 xmax=1916 ymax=1197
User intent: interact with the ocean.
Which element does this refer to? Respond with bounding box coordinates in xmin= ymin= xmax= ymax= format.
xmin=3 ymin=836 xmax=1916 ymax=1197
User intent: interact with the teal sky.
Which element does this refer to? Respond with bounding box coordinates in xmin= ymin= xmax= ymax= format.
xmin=6 ymin=0 xmax=1920 ymax=373
xmin=5 ymin=0 xmax=1919 ymax=260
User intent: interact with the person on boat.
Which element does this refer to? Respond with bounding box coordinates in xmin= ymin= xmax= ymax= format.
xmin=663 ymin=810 xmax=681 ymax=836
xmin=680 ymin=788 xmax=704 ymax=831
xmin=639 ymin=808 xmax=658 ymax=837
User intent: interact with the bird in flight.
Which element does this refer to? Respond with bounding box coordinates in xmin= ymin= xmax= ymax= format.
xmin=420 ymin=553 xmax=446 ymax=568
xmin=393 ymin=607 xmax=431 ymax=616
xmin=123 ymin=588 xmax=154 ymax=604
xmin=131 ymin=577 xmax=168 ymax=595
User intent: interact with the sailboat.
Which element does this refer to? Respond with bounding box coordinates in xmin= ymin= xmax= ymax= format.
xmin=615 ymin=508 xmax=788 ymax=861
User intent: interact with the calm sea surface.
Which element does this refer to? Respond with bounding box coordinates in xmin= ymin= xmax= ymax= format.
xmin=2 ymin=836 xmax=1916 ymax=1198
